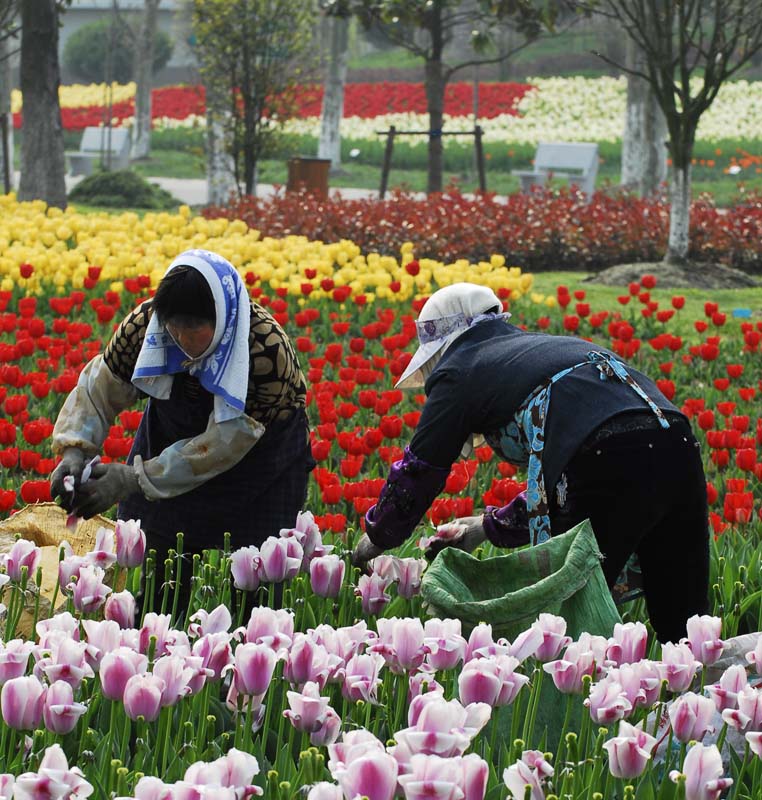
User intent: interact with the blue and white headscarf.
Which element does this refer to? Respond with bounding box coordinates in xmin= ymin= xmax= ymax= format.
xmin=132 ymin=249 xmax=251 ymax=423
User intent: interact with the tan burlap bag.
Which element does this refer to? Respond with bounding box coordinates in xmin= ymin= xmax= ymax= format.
xmin=0 ymin=503 xmax=117 ymax=636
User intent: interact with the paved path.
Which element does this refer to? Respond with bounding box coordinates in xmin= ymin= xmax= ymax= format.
xmin=13 ymin=171 xmax=492 ymax=207
xmin=66 ymin=174 xmax=388 ymax=207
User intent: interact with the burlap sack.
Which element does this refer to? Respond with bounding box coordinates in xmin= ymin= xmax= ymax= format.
xmin=0 ymin=503 xmax=117 ymax=637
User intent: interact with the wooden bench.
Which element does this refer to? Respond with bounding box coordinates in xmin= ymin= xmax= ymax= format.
xmin=512 ymin=142 xmax=599 ymax=197
xmin=66 ymin=127 xmax=131 ymax=176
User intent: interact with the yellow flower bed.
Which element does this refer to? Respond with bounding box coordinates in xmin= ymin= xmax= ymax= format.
xmin=11 ymin=83 xmax=137 ymax=114
xmin=0 ymin=195 xmax=549 ymax=305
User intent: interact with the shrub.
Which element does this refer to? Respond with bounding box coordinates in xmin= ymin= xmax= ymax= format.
xmin=63 ymin=17 xmax=172 ymax=83
xmin=203 ymin=187 xmax=762 ymax=272
xmin=68 ymin=170 xmax=180 ymax=209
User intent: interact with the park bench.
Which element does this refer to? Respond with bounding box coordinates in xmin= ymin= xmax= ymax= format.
xmin=512 ymin=142 xmax=599 ymax=197
xmin=66 ymin=127 xmax=131 ymax=176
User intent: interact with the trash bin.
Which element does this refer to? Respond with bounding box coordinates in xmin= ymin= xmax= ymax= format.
xmin=287 ymin=157 xmax=331 ymax=198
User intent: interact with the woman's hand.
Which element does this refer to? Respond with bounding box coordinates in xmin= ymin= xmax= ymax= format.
xmin=351 ymin=534 xmax=385 ymax=573
xmin=50 ymin=448 xmax=86 ymax=511
xmin=72 ymin=462 xmax=141 ymax=519
xmin=424 ymin=515 xmax=486 ymax=559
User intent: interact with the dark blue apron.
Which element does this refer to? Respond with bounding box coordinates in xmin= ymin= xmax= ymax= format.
xmin=118 ymin=372 xmax=314 ymax=551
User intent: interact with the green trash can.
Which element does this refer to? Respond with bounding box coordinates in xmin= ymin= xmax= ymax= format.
xmin=421 ymin=518 xmax=621 ymax=642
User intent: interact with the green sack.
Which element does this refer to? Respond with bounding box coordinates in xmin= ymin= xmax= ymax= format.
xmin=420 ymin=518 xmax=621 ymax=642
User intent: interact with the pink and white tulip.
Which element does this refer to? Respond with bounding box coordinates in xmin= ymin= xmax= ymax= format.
xmin=341 ymin=653 xmax=385 ymax=703
xmin=123 ymin=673 xmax=165 ymax=722
xmin=606 ymin=622 xmax=648 ymax=667
xmin=333 ymin=750 xmax=398 ymax=800
xmin=187 ymin=605 xmax=232 ymax=639
xmin=309 ymin=554 xmax=345 ymax=598
xmin=603 ymin=720 xmax=656 ymax=779
xmin=0 ymin=640 xmax=34 ymax=685
xmin=70 ymin=563 xmax=111 ymax=614
xmin=707 ymin=664 xmax=747 ymax=712
xmin=685 ymin=615 xmax=724 ymax=666
xmin=114 ymin=519 xmax=146 ymax=568
xmin=355 ymin=573 xmax=392 ymax=616
xmin=0 ymin=675 xmax=46 ymax=730
xmin=259 ymin=536 xmax=302 ymax=583
xmin=283 ymin=681 xmax=334 ymax=733
xmin=670 ymin=743 xmax=732 ymax=800
xmin=231 ymin=642 xmax=277 ymax=697
xmin=230 ymin=546 xmax=262 ymax=592
xmin=659 ymin=642 xmax=701 ymax=693
xmin=585 ymin=679 xmax=633 ymax=724
xmin=84 ymin=526 xmax=117 ymax=570
xmin=530 ymin=614 xmax=571 ymax=662
xmin=42 ymin=680 xmax=87 ymax=735
xmin=244 ymin=607 xmax=294 ymax=652
xmin=371 ymin=617 xmax=428 ymax=673
xmin=104 ymin=590 xmax=137 ymax=629
xmin=3 ymin=539 xmax=41 ymax=583
xmin=669 ymin=692 xmax=715 ymax=743
xmin=423 ymin=619 xmax=467 ymax=672
xmin=99 ymin=647 xmax=149 ymax=702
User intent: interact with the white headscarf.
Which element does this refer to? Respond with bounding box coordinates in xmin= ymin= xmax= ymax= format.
xmin=132 ymin=249 xmax=251 ymax=423
xmin=395 ymin=282 xmax=508 ymax=389
xmin=395 ymin=283 xmax=509 ymax=459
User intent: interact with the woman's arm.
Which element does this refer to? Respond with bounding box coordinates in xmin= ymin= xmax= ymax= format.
xmin=51 ymin=354 xmax=141 ymax=457
xmin=133 ymin=412 xmax=265 ymax=500
xmin=364 ymin=369 xmax=473 ymax=550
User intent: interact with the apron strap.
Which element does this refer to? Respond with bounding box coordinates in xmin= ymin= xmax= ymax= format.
xmin=520 ymin=352 xmax=671 ymax=546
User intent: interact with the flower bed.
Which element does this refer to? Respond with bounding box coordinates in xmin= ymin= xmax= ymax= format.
xmin=0 ymin=197 xmax=761 ymax=797
xmin=12 ymin=78 xmax=762 ymax=146
xmin=205 ymin=188 xmax=762 ymax=272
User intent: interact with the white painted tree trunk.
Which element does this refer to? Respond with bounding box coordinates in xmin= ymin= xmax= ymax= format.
xmin=206 ymin=112 xmax=236 ymax=205
xmin=131 ymin=0 xmax=161 ymax=160
xmin=621 ymin=39 xmax=667 ymax=195
xmin=317 ymin=15 xmax=349 ymax=171
xmin=667 ymin=163 xmax=691 ymax=262
xmin=0 ymin=35 xmax=14 ymax=192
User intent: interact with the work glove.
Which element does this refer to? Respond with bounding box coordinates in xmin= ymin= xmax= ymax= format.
xmin=50 ymin=448 xmax=86 ymax=512
xmin=424 ymin=515 xmax=487 ymax=560
xmin=351 ymin=533 xmax=385 ymax=573
xmin=71 ymin=462 xmax=141 ymax=520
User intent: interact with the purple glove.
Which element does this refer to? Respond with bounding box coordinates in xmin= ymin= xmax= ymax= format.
xmin=482 ymin=491 xmax=530 ymax=548
xmin=365 ymin=446 xmax=449 ymax=550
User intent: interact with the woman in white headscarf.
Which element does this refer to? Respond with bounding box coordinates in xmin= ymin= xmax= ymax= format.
xmin=51 ymin=249 xmax=314 ymax=607
xmin=352 ymin=282 xmax=708 ymax=643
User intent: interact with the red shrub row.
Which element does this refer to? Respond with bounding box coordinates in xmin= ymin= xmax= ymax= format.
xmin=203 ymin=188 xmax=762 ymax=272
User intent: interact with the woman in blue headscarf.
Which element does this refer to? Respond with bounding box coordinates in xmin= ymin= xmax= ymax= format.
xmin=51 ymin=249 xmax=314 ymax=594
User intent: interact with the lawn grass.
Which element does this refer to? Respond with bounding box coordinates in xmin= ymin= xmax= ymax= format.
xmin=73 ymin=148 xmax=762 ymax=206
xmin=525 ymin=271 xmax=762 ymax=337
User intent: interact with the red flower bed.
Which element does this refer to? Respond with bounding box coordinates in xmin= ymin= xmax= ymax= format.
xmin=13 ymin=82 xmax=532 ymax=130
xmin=204 ymin=188 xmax=762 ymax=272
xmin=1 ymin=272 xmax=761 ymax=542
xmin=290 ymin=82 xmax=533 ymax=119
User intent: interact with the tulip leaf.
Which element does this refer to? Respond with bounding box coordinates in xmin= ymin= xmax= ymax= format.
xmin=635 ymin=777 xmax=656 ymax=800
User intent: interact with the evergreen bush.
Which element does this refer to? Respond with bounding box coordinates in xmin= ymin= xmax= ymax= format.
xmin=68 ymin=170 xmax=180 ymax=209
xmin=63 ymin=17 xmax=172 ymax=83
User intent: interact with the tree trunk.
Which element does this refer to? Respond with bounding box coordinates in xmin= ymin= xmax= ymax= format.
xmin=205 ymin=107 xmax=236 ymax=206
xmin=666 ymin=161 xmax=691 ymax=263
xmin=317 ymin=14 xmax=349 ymax=171
xmin=132 ymin=0 xmax=161 ymax=160
xmin=18 ymin=0 xmax=66 ymax=209
xmin=0 ymin=34 xmax=14 ymax=193
xmin=424 ymin=2 xmax=445 ymax=195
xmin=425 ymin=58 xmax=445 ymax=194
xmin=621 ymin=38 xmax=667 ymax=195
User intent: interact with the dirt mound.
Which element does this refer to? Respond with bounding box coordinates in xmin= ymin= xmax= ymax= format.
xmin=584 ymin=261 xmax=760 ymax=290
